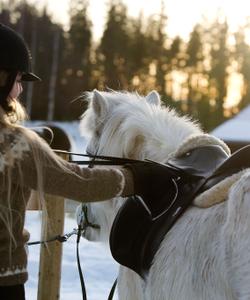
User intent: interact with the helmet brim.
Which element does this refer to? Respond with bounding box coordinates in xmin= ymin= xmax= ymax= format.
xmin=21 ymin=72 xmax=41 ymax=81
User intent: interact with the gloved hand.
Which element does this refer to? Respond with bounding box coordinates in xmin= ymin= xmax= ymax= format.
xmin=124 ymin=161 xmax=180 ymax=219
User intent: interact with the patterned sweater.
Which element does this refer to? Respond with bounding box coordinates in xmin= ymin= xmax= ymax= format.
xmin=0 ymin=125 xmax=133 ymax=286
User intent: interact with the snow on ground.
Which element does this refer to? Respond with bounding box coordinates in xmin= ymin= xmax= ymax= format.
xmin=25 ymin=212 xmax=119 ymax=300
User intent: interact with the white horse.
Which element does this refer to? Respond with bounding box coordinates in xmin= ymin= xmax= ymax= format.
xmin=78 ymin=89 xmax=250 ymax=300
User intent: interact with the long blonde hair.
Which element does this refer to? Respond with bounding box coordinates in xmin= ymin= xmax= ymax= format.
xmin=0 ymin=72 xmax=72 ymax=256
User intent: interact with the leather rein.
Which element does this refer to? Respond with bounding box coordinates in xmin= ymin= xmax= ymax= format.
xmin=54 ymin=149 xmax=145 ymax=165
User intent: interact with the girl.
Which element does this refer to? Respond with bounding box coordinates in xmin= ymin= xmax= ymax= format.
xmin=0 ymin=23 xmax=134 ymax=299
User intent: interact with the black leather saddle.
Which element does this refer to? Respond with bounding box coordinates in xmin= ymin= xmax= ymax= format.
xmin=110 ymin=144 xmax=250 ymax=278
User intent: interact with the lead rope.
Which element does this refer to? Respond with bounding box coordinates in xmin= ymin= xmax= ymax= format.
xmin=27 ymin=229 xmax=78 ymax=246
xmin=28 ymin=228 xmax=88 ymax=300
xmin=76 ymin=205 xmax=101 ymax=300
xmin=76 ymin=224 xmax=87 ymax=300
xmin=76 ymin=204 xmax=118 ymax=300
xmin=28 ymin=205 xmax=119 ymax=300
xmin=27 ymin=227 xmax=87 ymax=300
xmin=78 ymin=205 xmax=118 ymax=300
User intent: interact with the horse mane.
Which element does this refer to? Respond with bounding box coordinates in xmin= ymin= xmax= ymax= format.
xmin=80 ymin=90 xmax=202 ymax=162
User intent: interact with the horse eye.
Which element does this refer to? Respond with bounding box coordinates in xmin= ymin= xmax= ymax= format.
xmin=184 ymin=151 xmax=191 ymax=157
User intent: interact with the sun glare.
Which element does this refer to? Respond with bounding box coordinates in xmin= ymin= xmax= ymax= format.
xmin=218 ymin=1 xmax=250 ymax=29
xmin=24 ymin=0 xmax=250 ymax=42
xmin=15 ymin=0 xmax=250 ymax=110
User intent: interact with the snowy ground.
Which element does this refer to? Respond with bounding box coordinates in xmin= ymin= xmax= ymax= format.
xmin=25 ymin=212 xmax=119 ymax=300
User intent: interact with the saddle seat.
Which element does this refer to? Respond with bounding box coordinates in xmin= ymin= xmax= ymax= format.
xmin=110 ymin=144 xmax=250 ymax=278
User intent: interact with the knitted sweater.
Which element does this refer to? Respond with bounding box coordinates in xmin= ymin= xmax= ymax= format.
xmin=0 ymin=125 xmax=131 ymax=286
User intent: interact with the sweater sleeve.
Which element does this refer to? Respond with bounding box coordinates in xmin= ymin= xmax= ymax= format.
xmin=1 ymin=126 xmax=131 ymax=202
xmin=18 ymin=157 xmax=126 ymax=202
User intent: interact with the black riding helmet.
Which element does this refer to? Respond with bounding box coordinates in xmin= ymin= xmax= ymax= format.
xmin=0 ymin=23 xmax=41 ymax=81
xmin=0 ymin=23 xmax=41 ymax=109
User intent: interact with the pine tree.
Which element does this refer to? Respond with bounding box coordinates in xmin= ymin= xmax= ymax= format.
xmin=127 ymin=13 xmax=148 ymax=90
xmin=185 ymin=25 xmax=204 ymax=116
xmin=99 ymin=0 xmax=130 ymax=89
xmin=30 ymin=8 xmax=58 ymax=119
xmin=234 ymin=23 xmax=250 ymax=110
xmin=207 ymin=19 xmax=229 ymax=127
xmin=58 ymin=0 xmax=92 ymax=120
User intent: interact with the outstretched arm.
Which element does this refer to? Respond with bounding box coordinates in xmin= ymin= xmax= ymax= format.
xmin=1 ymin=126 xmax=133 ymax=203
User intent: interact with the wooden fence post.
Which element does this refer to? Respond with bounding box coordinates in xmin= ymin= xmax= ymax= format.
xmin=37 ymin=153 xmax=68 ymax=300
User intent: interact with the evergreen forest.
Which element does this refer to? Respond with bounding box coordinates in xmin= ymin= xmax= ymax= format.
xmin=1 ymin=0 xmax=250 ymax=130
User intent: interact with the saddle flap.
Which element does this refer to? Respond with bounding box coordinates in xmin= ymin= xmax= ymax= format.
xmin=110 ymin=196 xmax=152 ymax=276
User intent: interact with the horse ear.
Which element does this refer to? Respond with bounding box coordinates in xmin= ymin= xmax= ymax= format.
xmin=91 ymin=89 xmax=108 ymax=118
xmin=145 ymin=90 xmax=161 ymax=106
